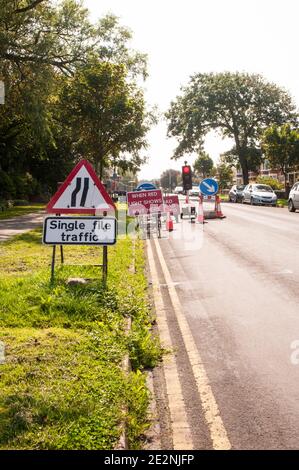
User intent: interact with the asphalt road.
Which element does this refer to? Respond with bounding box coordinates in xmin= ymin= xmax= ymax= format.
xmin=149 ymin=201 xmax=299 ymax=449
xmin=0 ymin=212 xmax=44 ymax=241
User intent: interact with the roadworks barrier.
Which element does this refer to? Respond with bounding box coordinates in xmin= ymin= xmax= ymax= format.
xmin=197 ymin=195 xmax=226 ymax=222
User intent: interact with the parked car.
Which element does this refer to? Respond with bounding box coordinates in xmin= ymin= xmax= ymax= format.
xmin=189 ymin=186 xmax=200 ymax=196
xmin=174 ymin=186 xmax=183 ymax=194
xmin=229 ymin=184 xmax=246 ymax=203
xmin=242 ymin=184 xmax=277 ymax=206
xmin=288 ymin=182 xmax=299 ymax=212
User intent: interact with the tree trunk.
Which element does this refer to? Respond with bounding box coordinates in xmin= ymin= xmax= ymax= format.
xmin=234 ymin=135 xmax=249 ymax=185
xmin=238 ymin=150 xmax=249 ymax=185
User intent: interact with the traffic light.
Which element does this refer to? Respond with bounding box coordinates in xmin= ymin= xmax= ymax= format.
xmin=182 ymin=165 xmax=192 ymax=191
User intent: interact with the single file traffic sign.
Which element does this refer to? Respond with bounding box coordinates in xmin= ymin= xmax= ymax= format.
xmin=43 ymin=216 xmax=117 ymax=245
xmin=199 ymin=178 xmax=219 ymax=196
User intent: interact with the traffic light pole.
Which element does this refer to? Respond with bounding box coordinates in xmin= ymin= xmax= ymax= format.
xmin=185 ymin=189 xmax=189 ymax=204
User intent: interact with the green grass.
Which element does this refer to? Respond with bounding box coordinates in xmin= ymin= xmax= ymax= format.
xmin=0 ymin=205 xmax=44 ymax=220
xmin=0 ymin=230 xmax=161 ymax=449
xmin=277 ymin=199 xmax=288 ymax=207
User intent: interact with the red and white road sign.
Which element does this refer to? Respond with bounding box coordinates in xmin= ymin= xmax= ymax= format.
xmin=46 ymin=160 xmax=116 ymax=214
xmin=127 ymin=189 xmax=163 ymax=216
xmin=163 ymin=195 xmax=180 ymax=215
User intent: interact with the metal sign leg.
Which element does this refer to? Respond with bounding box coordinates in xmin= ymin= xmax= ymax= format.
xmin=60 ymin=245 xmax=64 ymax=264
xmin=102 ymin=245 xmax=108 ymax=285
xmin=51 ymin=245 xmax=56 ymax=283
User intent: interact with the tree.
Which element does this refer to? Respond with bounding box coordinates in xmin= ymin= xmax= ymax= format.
xmin=0 ymin=2 xmax=151 ymax=196
xmin=59 ymin=60 xmax=152 ymax=177
xmin=160 ymin=169 xmax=180 ymax=190
xmin=166 ymin=72 xmax=297 ymax=184
xmin=0 ymin=2 xmax=148 ymax=154
xmin=221 ymin=146 xmax=262 ymax=173
xmin=216 ymin=162 xmax=233 ymax=191
xmin=255 ymin=176 xmax=283 ymax=190
xmin=193 ymin=151 xmax=214 ymax=178
xmin=261 ymin=124 xmax=299 ymax=189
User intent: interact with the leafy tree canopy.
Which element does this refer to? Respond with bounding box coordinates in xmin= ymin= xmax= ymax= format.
xmin=261 ymin=123 xmax=299 ymax=186
xmin=193 ymin=151 xmax=214 ymax=178
xmin=59 ymin=60 xmax=152 ymax=177
xmin=160 ymin=169 xmax=180 ymax=190
xmin=166 ymin=72 xmax=297 ymax=184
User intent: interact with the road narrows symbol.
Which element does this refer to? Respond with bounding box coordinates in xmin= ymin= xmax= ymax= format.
xmin=71 ymin=177 xmax=82 ymax=207
xmin=70 ymin=177 xmax=90 ymax=207
xmin=80 ymin=178 xmax=89 ymax=207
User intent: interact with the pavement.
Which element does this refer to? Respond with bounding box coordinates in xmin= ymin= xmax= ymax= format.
xmin=0 ymin=212 xmax=44 ymax=242
xmin=148 ymin=201 xmax=299 ymax=449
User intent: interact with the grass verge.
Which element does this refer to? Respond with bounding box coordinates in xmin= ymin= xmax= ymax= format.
xmin=277 ymin=199 xmax=288 ymax=207
xmin=0 ymin=230 xmax=161 ymax=449
xmin=0 ymin=205 xmax=45 ymax=220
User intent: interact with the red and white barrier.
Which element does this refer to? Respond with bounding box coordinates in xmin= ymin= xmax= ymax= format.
xmin=166 ymin=211 xmax=174 ymax=231
xmin=197 ymin=195 xmax=204 ymax=224
xmin=215 ymin=195 xmax=225 ymax=219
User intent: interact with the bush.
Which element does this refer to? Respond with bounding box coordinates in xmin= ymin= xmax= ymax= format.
xmin=256 ymin=176 xmax=284 ymax=190
xmin=10 ymin=173 xmax=42 ymax=200
xmin=13 ymin=199 xmax=30 ymax=206
xmin=0 ymin=171 xmax=16 ymax=199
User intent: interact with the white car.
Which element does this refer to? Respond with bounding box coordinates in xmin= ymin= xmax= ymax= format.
xmin=189 ymin=187 xmax=200 ymax=196
xmin=174 ymin=186 xmax=183 ymax=194
xmin=242 ymin=184 xmax=277 ymax=206
xmin=288 ymin=181 xmax=299 ymax=212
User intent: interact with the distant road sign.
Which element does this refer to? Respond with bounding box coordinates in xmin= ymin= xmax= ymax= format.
xmin=43 ymin=216 xmax=117 ymax=245
xmin=163 ymin=195 xmax=180 ymax=215
xmin=127 ymin=189 xmax=163 ymax=216
xmin=136 ymin=182 xmax=157 ymax=191
xmin=199 ymin=178 xmax=219 ymax=196
xmin=46 ymin=160 xmax=115 ymax=214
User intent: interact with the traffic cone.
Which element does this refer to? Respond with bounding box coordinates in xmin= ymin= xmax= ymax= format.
xmin=166 ymin=211 xmax=174 ymax=231
xmin=215 ymin=195 xmax=225 ymax=218
xmin=197 ymin=195 xmax=204 ymax=223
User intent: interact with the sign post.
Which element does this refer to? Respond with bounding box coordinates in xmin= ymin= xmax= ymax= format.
xmin=45 ymin=160 xmax=116 ymax=284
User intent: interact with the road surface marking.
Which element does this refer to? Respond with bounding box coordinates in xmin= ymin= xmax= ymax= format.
xmin=147 ymin=240 xmax=193 ymax=450
xmin=153 ymin=237 xmax=231 ymax=450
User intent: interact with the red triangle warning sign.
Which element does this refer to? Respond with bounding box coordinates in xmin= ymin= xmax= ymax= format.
xmin=46 ymin=160 xmax=116 ymax=214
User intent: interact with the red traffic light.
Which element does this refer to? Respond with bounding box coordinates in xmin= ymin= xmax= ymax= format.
xmin=183 ymin=166 xmax=191 ymax=174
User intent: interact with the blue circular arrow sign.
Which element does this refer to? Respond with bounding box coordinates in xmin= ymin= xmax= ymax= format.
xmin=136 ymin=182 xmax=157 ymax=191
xmin=199 ymin=178 xmax=219 ymax=196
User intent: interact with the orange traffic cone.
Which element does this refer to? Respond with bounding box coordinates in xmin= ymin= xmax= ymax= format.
xmin=166 ymin=211 xmax=174 ymax=231
xmin=197 ymin=195 xmax=204 ymax=223
xmin=215 ymin=195 xmax=225 ymax=218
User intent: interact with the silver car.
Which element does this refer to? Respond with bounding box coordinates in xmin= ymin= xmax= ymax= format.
xmin=288 ymin=182 xmax=299 ymax=212
xmin=242 ymin=184 xmax=277 ymax=206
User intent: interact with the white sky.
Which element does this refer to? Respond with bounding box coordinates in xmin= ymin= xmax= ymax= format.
xmin=84 ymin=0 xmax=299 ymax=179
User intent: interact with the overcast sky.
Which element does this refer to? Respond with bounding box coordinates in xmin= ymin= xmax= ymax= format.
xmin=84 ymin=0 xmax=299 ymax=179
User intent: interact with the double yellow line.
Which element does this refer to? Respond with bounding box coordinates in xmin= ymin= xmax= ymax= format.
xmin=147 ymin=238 xmax=231 ymax=450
